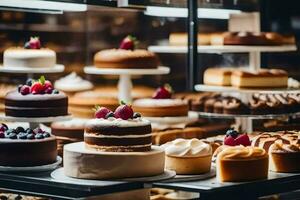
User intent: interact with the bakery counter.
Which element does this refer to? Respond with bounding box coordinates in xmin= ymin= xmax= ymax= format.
xmin=0 ymin=171 xmax=145 ymax=199
xmin=154 ymin=172 xmax=300 ymax=200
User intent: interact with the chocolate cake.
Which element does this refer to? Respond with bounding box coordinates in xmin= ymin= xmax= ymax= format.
xmin=0 ymin=124 xmax=57 ymax=167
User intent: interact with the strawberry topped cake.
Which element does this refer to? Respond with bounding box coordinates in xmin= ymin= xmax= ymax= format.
xmin=3 ymin=37 xmax=56 ymax=68
xmin=5 ymin=76 xmax=68 ymax=117
xmin=63 ymin=102 xmax=165 ymax=179
xmin=133 ymin=84 xmax=189 ymax=117
xmin=94 ymin=35 xmax=159 ymax=69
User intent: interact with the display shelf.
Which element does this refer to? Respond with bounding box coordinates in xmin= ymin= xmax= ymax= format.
xmin=194 ymin=84 xmax=300 ymax=94
xmin=148 ymin=45 xmax=297 ymax=54
xmin=0 ymin=171 xmax=144 ymax=199
xmin=192 ymin=111 xmax=300 ymax=120
xmin=84 ymin=66 xmax=170 ymax=102
xmin=0 ymin=64 xmax=65 ymax=74
xmin=154 ymin=172 xmax=300 ymax=200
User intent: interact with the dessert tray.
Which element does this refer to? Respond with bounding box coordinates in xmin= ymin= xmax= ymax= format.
xmin=194 ymin=84 xmax=300 ymax=94
xmin=51 ymin=168 xmax=176 ymax=184
xmin=0 ymin=156 xmax=62 ymax=173
xmin=84 ymin=66 xmax=170 ymax=102
xmin=0 ymin=64 xmax=65 ymax=73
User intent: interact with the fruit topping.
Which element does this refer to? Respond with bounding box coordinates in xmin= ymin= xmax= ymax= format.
xmin=27 ymin=134 xmax=35 ymax=140
xmin=0 ymin=132 xmax=5 ymax=138
xmin=18 ymin=76 xmax=57 ymax=95
xmin=119 ymin=35 xmax=138 ymax=50
xmin=114 ymin=101 xmax=134 ymax=120
xmin=24 ymin=36 xmax=41 ymax=49
xmin=43 ymin=132 xmax=51 ymax=138
xmin=35 ymin=133 xmax=44 ymax=139
xmin=152 ymin=84 xmax=173 ymax=99
xmin=0 ymin=124 xmax=50 ymax=140
xmin=18 ymin=132 xmax=28 ymax=140
xmin=105 ymin=111 xmax=115 ymax=119
xmin=15 ymin=127 xmax=25 ymax=134
xmin=0 ymin=123 xmax=8 ymax=132
xmin=8 ymin=133 xmax=17 ymax=139
xmin=33 ymin=127 xmax=44 ymax=134
xmin=94 ymin=106 xmax=112 ymax=119
xmin=133 ymin=112 xmax=141 ymax=118
xmin=224 ymin=129 xmax=251 ymax=146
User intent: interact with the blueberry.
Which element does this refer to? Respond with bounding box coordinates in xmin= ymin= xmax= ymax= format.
xmin=5 ymin=128 xmax=16 ymax=135
xmin=15 ymin=127 xmax=25 ymax=133
xmin=24 ymin=42 xmax=31 ymax=49
xmin=26 ymin=78 xmax=33 ymax=86
xmin=17 ymin=84 xmax=23 ymax=93
xmin=133 ymin=112 xmax=141 ymax=118
xmin=225 ymin=129 xmax=239 ymax=138
xmin=18 ymin=132 xmax=28 ymax=139
xmin=52 ymin=89 xmax=59 ymax=94
xmin=8 ymin=133 xmax=17 ymax=139
xmin=43 ymin=132 xmax=50 ymax=138
xmin=26 ymin=128 xmax=34 ymax=134
xmin=27 ymin=134 xmax=35 ymax=140
xmin=35 ymin=133 xmax=44 ymax=139
xmin=105 ymin=111 xmax=114 ymax=119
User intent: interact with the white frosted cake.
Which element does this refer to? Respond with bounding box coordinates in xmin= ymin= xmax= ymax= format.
xmin=3 ymin=37 xmax=56 ymax=69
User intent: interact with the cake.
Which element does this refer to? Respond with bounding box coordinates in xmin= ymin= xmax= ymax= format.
xmin=162 ymin=138 xmax=212 ymax=175
xmin=0 ymin=123 xmax=57 ymax=167
xmin=169 ymin=33 xmax=212 ymax=45
xmin=223 ymin=32 xmax=270 ymax=45
xmin=3 ymin=37 xmax=56 ymax=68
xmin=64 ymin=103 xmax=165 ymax=179
xmin=54 ymin=72 xmax=93 ymax=93
xmin=133 ymin=85 xmax=189 ymax=117
xmin=94 ymin=35 xmax=159 ymax=69
xmin=203 ymin=68 xmax=234 ymax=86
xmin=5 ymin=76 xmax=68 ymax=118
xmin=216 ymin=145 xmax=268 ymax=182
xmin=251 ymin=132 xmax=300 ymax=172
xmin=231 ymin=69 xmax=288 ymax=88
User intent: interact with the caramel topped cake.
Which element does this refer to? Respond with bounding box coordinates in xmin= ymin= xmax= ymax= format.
xmin=94 ymin=35 xmax=159 ymax=69
xmin=84 ymin=102 xmax=152 ymax=152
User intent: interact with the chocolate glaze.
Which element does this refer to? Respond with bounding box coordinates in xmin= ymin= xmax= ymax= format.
xmin=85 ymin=124 xmax=152 ymax=136
xmin=84 ymin=135 xmax=152 ymax=146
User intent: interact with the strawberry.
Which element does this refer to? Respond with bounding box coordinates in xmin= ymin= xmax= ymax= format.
xmin=31 ymin=82 xmax=43 ymax=94
xmin=235 ymin=134 xmax=251 ymax=146
xmin=94 ymin=106 xmax=112 ymax=119
xmin=114 ymin=101 xmax=134 ymax=120
xmin=43 ymin=80 xmax=53 ymax=91
xmin=20 ymin=85 xmax=31 ymax=95
xmin=152 ymin=84 xmax=173 ymax=99
xmin=119 ymin=35 xmax=137 ymax=50
xmin=0 ymin=123 xmax=8 ymax=132
xmin=224 ymin=135 xmax=236 ymax=146
xmin=29 ymin=37 xmax=41 ymax=49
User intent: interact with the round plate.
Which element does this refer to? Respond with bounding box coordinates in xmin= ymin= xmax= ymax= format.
xmin=51 ymin=167 xmax=176 ymax=185
xmin=84 ymin=66 xmax=170 ymax=75
xmin=0 ymin=64 xmax=65 ymax=73
xmin=0 ymin=113 xmax=72 ymax=123
xmin=145 ymin=115 xmax=197 ymax=124
xmin=162 ymin=167 xmax=216 ymax=183
xmin=0 ymin=156 xmax=62 ymax=172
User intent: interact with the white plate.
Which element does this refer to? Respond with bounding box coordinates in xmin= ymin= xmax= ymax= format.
xmin=0 ymin=156 xmax=62 ymax=172
xmin=0 ymin=113 xmax=72 ymax=123
xmin=51 ymin=167 xmax=176 ymax=185
xmin=0 ymin=64 xmax=65 ymax=73
xmin=163 ymin=167 xmax=216 ymax=183
xmin=84 ymin=66 xmax=170 ymax=75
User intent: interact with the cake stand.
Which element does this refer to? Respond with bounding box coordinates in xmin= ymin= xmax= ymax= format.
xmin=0 ymin=64 xmax=65 ymax=79
xmin=194 ymin=85 xmax=300 ymax=133
xmin=84 ymin=66 xmax=170 ymax=103
xmin=0 ymin=113 xmax=72 ymax=129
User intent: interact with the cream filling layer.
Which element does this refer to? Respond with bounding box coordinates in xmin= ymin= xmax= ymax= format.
xmin=84 ymin=133 xmax=152 ymax=138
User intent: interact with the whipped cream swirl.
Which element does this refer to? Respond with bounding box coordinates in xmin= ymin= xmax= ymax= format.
xmin=55 ymin=72 xmax=93 ymax=92
xmin=161 ymin=138 xmax=212 ymax=157
xmin=217 ymin=146 xmax=267 ymax=160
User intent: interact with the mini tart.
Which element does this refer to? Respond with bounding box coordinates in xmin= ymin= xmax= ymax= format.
xmin=216 ymin=146 xmax=268 ymax=182
xmin=161 ymin=138 xmax=212 ymax=175
xmin=133 ymin=98 xmax=188 ymax=117
xmin=0 ymin=136 xmax=57 ymax=167
xmin=84 ymin=117 xmax=152 ymax=152
xmin=5 ymin=90 xmax=68 ymax=118
xmin=94 ymin=49 xmax=159 ymax=69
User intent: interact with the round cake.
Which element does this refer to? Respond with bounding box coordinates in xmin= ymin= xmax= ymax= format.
xmin=223 ymin=32 xmax=270 ymax=45
xmin=0 ymin=124 xmax=57 ymax=167
xmin=94 ymin=49 xmax=159 ymax=69
xmin=3 ymin=37 xmax=56 ymax=68
xmin=64 ymin=103 xmax=165 ymax=179
xmin=5 ymin=76 xmax=68 ymax=118
xmin=94 ymin=35 xmax=159 ymax=69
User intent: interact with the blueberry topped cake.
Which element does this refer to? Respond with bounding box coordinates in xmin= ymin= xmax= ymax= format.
xmin=5 ymin=76 xmax=68 ymax=117
xmin=0 ymin=123 xmax=57 ymax=167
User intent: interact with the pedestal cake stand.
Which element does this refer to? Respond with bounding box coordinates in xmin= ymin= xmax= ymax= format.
xmin=84 ymin=66 xmax=170 ymax=103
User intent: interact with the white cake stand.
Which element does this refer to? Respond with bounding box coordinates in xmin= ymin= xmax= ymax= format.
xmin=0 ymin=64 xmax=65 ymax=79
xmin=84 ymin=66 xmax=170 ymax=102
xmin=0 ymin=113 xmax=72 ymax=129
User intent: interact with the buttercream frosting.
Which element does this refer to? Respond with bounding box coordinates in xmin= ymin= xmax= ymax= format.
xmin=133 ymin=98 xmax=187 ymax=107
xmin=54 ymin=72 xmax=93 ymax=92
xmin=161 ymin=138 xmax=212 ymax=157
